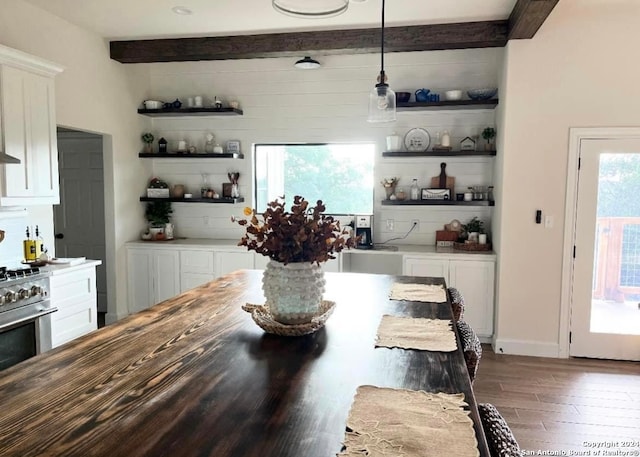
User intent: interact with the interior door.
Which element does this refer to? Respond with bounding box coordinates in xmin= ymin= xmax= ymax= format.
xmin=53 ymin=129 xmax=107 ymax=312
xmin=570 ymin=138 xmax=640 ymax=360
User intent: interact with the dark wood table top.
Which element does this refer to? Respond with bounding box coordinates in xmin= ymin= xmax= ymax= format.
xmin=0 ymin=270 xmax=489 ymax=457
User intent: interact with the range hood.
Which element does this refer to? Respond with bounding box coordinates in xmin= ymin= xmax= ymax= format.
xmin=0 ymin=152 xmax=20 ymax=164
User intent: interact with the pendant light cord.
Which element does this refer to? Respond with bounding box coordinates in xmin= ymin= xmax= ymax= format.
xmin=380 ymin=0 xmax=385 ymax=76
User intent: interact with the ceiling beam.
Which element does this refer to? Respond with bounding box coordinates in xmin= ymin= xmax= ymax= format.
xmin=508 ymin=0 xmax=560 ymax=39
xmin=110 ymin=21 xmax=508 ymax=64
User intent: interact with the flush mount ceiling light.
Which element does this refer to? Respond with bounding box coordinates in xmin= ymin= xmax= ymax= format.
xmin=273 ymin=0 xmax=349 ymax=18
xmin=172 ymin=6 xmax=193 ymax=15
xmin=294 ymin=56 xmax=321 ymax=69
xmin=367 ymin=0 xmax=396 ymax=123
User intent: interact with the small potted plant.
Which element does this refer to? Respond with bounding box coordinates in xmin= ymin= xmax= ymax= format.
xmin=462 ymin=216 xmax=484 ymax=243
xmin=141 ymin=132 xmax=154 ymax=154
xmin=481 ymin=127 xmax=496 ymax=151
xmin=145 ymin=201 xmax=173 ymax=240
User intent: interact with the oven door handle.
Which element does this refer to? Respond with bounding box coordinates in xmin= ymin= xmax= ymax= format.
xmin=0 ymin=306 xmax=58 ymax=331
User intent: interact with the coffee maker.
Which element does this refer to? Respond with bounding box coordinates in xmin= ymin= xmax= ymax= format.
xmin=354 ymin=215 xmax=374 ymax=249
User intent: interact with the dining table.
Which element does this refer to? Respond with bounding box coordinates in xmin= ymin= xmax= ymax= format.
xmin=0 ymin=270 xmax=490 ymax=457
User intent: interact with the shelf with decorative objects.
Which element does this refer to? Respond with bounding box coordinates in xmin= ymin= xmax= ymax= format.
xmin=382 ymin=150 xmax=496 ymax=158
xmin=381 ymin=200 xmax=494 ymax=207
xmin=396 ymin=99 xmax=498 ymax=111
xmin=137 ymin=107 xmax=243 ymax=117
xmin=138 ymin=152 xmax=244 ymax=159
xmin=140 ymin=197 xmax=244 ymax=204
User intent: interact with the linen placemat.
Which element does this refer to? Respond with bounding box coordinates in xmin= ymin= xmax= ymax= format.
xmin=375 ymin=315 xmax=457 ymax=352
xmin=338 ymin=386 xmax=479 ymax=457
xmin=389 ymin=282 xmax=447 ymax=303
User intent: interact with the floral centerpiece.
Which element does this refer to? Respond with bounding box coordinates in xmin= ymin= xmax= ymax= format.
xmin=232 ymin=195 xmax=356 ymax=324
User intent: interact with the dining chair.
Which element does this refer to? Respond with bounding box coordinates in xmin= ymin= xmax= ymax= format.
xmin=478 ymin=403 xmax=521 ymax=457
xmin=447 ymin=287 xmax=465 ymax=322
xmin=456 ymin=319 xmax=482 ymax=382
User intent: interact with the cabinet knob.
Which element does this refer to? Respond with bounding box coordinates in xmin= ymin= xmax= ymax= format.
xmin=55 ymin=233 xmax=64 ymax=239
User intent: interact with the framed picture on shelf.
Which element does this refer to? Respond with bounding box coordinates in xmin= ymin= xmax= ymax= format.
xmin=226 ymin=140 xmax=241 ymax=154
xmin=222 ymin=183 xmax=233 ymax=198
xmin=421 ymin=188 xmax=450 ymax=200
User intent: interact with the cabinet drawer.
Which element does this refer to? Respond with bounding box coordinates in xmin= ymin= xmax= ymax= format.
xmin=181 ymin=272 xmax=215 ymax=293
xmin=51 ymin=300 xmax=96 ymax=348
xmin=181 ymin=250 xmax=215 ymax=274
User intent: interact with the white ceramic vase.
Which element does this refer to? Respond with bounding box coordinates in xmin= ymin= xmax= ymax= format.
xmin=262 ymin=260 xmax=325 ymax=325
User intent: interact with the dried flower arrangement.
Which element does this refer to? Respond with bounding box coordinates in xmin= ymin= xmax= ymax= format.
xmin=232 ymin=195 xmax=356 ymax=265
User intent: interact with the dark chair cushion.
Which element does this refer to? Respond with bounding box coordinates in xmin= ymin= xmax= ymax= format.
xmin=456 ymin=320 xmax=482 ymax=382
xmin=478 ymin=403 xmax=521 ymax=457
xmin=447 ymin=287 xmax=465 ymax=322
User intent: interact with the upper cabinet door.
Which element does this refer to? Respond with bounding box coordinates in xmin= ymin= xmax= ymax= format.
xmin=0 ymin=45 xmax=62 ymax=206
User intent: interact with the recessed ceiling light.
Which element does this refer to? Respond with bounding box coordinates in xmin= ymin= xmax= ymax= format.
xmin=172 ymin=6 xmax=193 ymax=15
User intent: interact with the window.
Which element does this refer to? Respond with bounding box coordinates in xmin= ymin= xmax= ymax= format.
xmin=254 ymin=143 xmax=375 ymax=214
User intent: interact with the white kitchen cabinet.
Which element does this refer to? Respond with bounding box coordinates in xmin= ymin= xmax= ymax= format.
xmin=180 ymin=249 xmax=215 ymax=293
xmin=49 ymin=264 xmax=99 ymax=348
xmin=126 ymin=247 xmax=180 ymax=313
xmin=403 ymin=255 xmax=495 ymax=337
xmin=0 ymin=45 xmax=63 ymax=206
xmin=215 ymin=250 xmax=254 ymax=277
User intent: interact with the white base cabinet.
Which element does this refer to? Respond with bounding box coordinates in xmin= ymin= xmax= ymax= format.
xmin=49 ymin=265 xmax=98 ymax=348
xmin=127 ymin=248 xmax=180 ymax=314
xmin=403 ymin=255 xmax=495 ymax=337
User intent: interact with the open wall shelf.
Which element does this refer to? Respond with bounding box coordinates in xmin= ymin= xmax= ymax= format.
xmin=381 ymin=200 xmax=495 ymax=207
xmin=137 ymin=107 xmax=243 ymax=117
xmin=138 ymin=152 xmax=244 ymax=159
xmin=382 ymin=150 xmax=496 ymax=158
xmin=397 ymin=99 xmax=498 ymax=111
xmin=140 ymin=197 xmax=244 ymax=204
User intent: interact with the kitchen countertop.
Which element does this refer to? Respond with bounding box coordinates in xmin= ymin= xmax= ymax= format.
xmin=126 ymin=238 xmax=496 ymax=259
xmin=40 ymin=259 xmax=102 ymax=275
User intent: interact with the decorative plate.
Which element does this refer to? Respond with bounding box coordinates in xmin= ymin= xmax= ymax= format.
xmin=242 ymin=300 xmax=336 ymax=336
xmin=404 ymin=128 xmax=431 ymax=152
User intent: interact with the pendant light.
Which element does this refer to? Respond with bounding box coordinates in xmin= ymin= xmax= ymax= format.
xmin=367 ymin=0 xmax=396 ymax=123
xmin=294 ymin=56 xmax=321 ymax=69
xmin=273 ymin=0 xmax=348 ymax=18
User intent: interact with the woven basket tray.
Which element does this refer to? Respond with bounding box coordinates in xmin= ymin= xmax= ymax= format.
xmin=453 ymin=242 xmax=492 ymax=251
xmin=242 ymin=300 xmax=336 ymax=336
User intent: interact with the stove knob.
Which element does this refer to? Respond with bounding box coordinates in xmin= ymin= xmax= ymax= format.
xmin=0 ymin=294 xmax=5 ymax=305
xmin=31 ymin=285 xmax=44 ymax=297
xmin=18 ymin=288 xmax=31 ymax=299
xmin=4 ymin=291 xmax=17 ymax=303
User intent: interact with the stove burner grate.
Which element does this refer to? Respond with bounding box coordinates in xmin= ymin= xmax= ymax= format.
xmin=0 ymin=266 xmax=41 ymax=282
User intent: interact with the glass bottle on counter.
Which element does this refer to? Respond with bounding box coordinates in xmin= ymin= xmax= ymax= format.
xmin=410 ymin=178 xmax=420 ymax=201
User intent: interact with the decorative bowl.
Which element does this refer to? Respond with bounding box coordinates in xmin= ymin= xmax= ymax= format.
xmin=143 ymin=100 xmax=164 ymax=109
xmin=444 ymin=90 xmax=463 ymax=101
xmin=467 ymin=88 xmax=498 ymax=100
xmin=395 ymin=92 xmax=411 ymax=103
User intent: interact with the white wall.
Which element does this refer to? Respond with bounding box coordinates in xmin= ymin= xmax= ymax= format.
xmin=0 ymin=0 xmax=151 ymax=322
xmin=145 ymin=49 xmax=501 ymax=245
xmin=494 ymin=0 xmax=640 ymax=356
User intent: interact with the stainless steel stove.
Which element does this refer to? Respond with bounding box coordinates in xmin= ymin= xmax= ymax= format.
xmin=0 ymin=266 xmax=56 ymax=371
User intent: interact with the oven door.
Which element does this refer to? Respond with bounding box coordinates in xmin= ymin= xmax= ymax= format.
xmin=0 ymin=302 xmax=57 ymax=371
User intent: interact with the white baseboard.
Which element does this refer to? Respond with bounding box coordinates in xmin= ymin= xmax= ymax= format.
xmin=492 ymin=338 xmax=561 ymax=358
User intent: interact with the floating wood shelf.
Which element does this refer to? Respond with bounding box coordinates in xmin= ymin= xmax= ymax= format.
xmin=140 ymin=197 xmax=245 ymax=204
xmin=137 ymin=107 xmax=243 ymax=117
xmin=138 ymin=152 xmax=244 ymax=159
xmin=381 ymin=200 xmax=495 ymax=207
xmin=397 ymin=99 xmax=498 ymax=111
xmin=382 ymin=150 xmax=496 ymax=157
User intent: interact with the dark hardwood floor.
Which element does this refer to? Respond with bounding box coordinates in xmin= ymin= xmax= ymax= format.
xmin=474 ymin=345 xmax=640 ymax=453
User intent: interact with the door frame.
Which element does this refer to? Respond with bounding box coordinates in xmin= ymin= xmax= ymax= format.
xmin=560 ymin=127 xmax=640 ymax=358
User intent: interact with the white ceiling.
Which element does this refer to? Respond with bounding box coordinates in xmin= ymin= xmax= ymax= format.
xmin=23 ymin=0 xmax=517 ymax=40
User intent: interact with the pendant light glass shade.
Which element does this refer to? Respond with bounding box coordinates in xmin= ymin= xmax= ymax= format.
xmin=368 ymin=81 xmax=396 ymax=122
xmin=273 ymin=0 xmax=348 ymax=18
xmin=367 ymin=0 xmax=396 ymax=123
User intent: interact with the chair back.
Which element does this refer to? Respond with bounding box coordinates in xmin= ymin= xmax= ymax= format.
xmin=456 ymin=320 xmax=482 ymax=382
xmin=478 ymin=403 xmax=521 ymax=457
xmin=447 ymin=287 xmax=465 ymax=322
